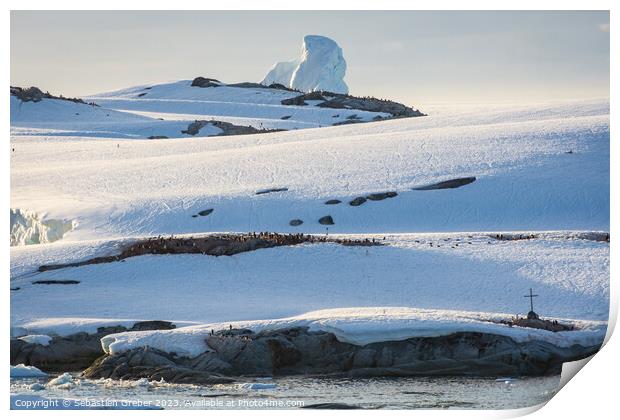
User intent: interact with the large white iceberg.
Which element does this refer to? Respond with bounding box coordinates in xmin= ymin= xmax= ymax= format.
xmin=261 ymin=35 xmax=349 ymax=94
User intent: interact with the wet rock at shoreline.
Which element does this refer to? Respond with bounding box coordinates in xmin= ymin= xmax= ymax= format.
xmin=10 ymin=321 xmax=177 ymax=373
xmin=82 ymin=328 xmax=601 ymax=384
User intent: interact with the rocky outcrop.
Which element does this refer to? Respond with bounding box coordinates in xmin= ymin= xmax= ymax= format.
xmin=319 ymin=216 xmax=334 ymax=225
xmin=227 ymin=82 xmax=265 ymax=89
xmin=190 ymin=77 xmax=222 ymax=88
xmin=82 ymin=327 xmax=601 ymax=383
xmin=196 ymin=209 xmax=214 ymax=217
xmin=281 ymin=91 xmax=327 ymax=106
xmin=349 ymin=197 xmax=367 ymax=207
xmin=82 ymin=347 xmax=234 ymax=384
xmin=256 ymin=187 xmax=288 ymax=195
xmin=325 ymin=199 xmax=342 ymax=205
xmin=32 ymin=280 xmax=80 ymax=285
xmin=489 ymin=231 xmax=610 ymax=243
xmin=182 ymin=120 xmax=209 ymax=135
xmin=367 ymin=191 xmax=398 ymax=201
xmin=413 ymin=177 xmax=476 ymax=191
xmin=37 ymin=233 xmax=381 ymax=272
xmin=182 ymin=120 xmax=284 ymax=137
xmin=289 ymin=219 xmax=304 ymax=226
xmin=10 ymin=86 xmax=94 ymax=105
xmin=320 ymin=95 xmax=424 ymax=118
xmin=10 ymin=321 xmax=176 ymax=372
xmin=348 ymin=191 xmax=397 ymax=207
xmin=280 ymin=90 xmax=424 ymax=119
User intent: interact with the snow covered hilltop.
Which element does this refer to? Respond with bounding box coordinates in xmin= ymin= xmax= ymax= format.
xmin=262 ymin=35 xmax=349 ymax=94
xmin=10 ymin=80 xmax=423 ymax=140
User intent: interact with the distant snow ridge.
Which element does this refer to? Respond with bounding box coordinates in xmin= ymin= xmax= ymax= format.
xmin=10 ymin=208 xmax=75 ymax=246
xmin=261 ymin=35 xmax=349 ymax=94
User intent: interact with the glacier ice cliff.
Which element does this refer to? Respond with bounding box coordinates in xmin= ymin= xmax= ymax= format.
xmin=10 ymin=208 xmax=76 ymax=246
xmin=261 ymin=35 xmax=349 ymax=94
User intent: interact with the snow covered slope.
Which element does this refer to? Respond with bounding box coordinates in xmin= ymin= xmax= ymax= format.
xmin=10 ymin=95 xmax=204 ymax=139
xmin=10 ymin=232 xmax=609 ymax=333
xmin=262 ymin=35 xmax=349 ymax=94
xmin=10 ymin=100 xmax=609 ymax=241
xmin=10 ymin=97 xmax=609 ymax=351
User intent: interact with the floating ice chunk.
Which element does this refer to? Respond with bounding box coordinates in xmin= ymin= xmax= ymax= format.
xmin=29 ymin=383 xmax=46 ymax=391
xmin=48 ymin=372 xmax=74 ymax=387
xmin=238 ymin=383 xmax=277 ymax=390
xmin=133 ymin=378 xmax=151 ymax=387
xmin=10 ymin=364 xmax=48 ymax=378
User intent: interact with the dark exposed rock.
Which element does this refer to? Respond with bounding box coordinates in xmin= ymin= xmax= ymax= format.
xmin=147 ymin=135 xmax=169 ymax=139
xmin=190 ymin=77 xmax=222 ymax=88
xmin=11 ymin=287 xmax=20 ymax=291
xmin=268 ymin=83 xmax=300 ymax=92
xmin=319 ymin=216 xmax=335 ymax=225
xmin=349 ymin=197 xmax=367 ymax=207
xmin=513 ymin=318 xmax=573 ymax=332
xmin=325 ymin=199 xmax=342 ymax=205
xmin=32 ymin=280 xmax=80 ymax=285
xmin=38 ymin=233 xmax=381 ymax=272
xmin=197 ymin=209 xmax=214 ymax=217
xmin=227 ymin=82 xmax=266 ymax=89
xmin=137 ymin=92 xmax=147 ymax=97
xmin=366 ymin=191 xmax=398 ymax=201
xmin=489 ymin=231 xmax=609 ymax=243
xmin=281 ymin=91 xmax=327 ymax=106
xmin=82 ymin=328 xmax=601 ymax=383
xmin=212 ymin=120 xmax=284 ymax=136
xmin=11 ymin=86 xmax=45 ymax=102
xmin=280 ymin=115 xmax=292 ymax=120
xmin=10 ymin=320 xmax=177 ymax=373
xmin=82 ymin=347 xmax=234 ymax=384
xmin=318 ymin=93 xmax=425 ymax=118
xmin=280 ymin=90 xmax=424 ymax=119
xmin=332 ymin=119 xmax=365 ymax=126
xmin=289 ymin=219 xmax=303 ymax=226
xmin=413 ymin=177 xmax=476 ymax=191
xmin=182 ymin=120 xmax=208 ymax=136
xmin=131 ymin=320 xmax=176 ymax=331
xmin=182 ymin=120 xmax=285 ymax=137
xmin=11 ymin=86 xmax=94 ymax=106
xmin=256 ymin=187 xmax=288 ymax=195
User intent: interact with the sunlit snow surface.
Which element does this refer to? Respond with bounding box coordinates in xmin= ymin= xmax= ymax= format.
xmin=10 ymin=98 xmax=609 ymax=351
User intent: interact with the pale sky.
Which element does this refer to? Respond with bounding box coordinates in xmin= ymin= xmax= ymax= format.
xmin=10 ymin=11 xmax=609 ymax=105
